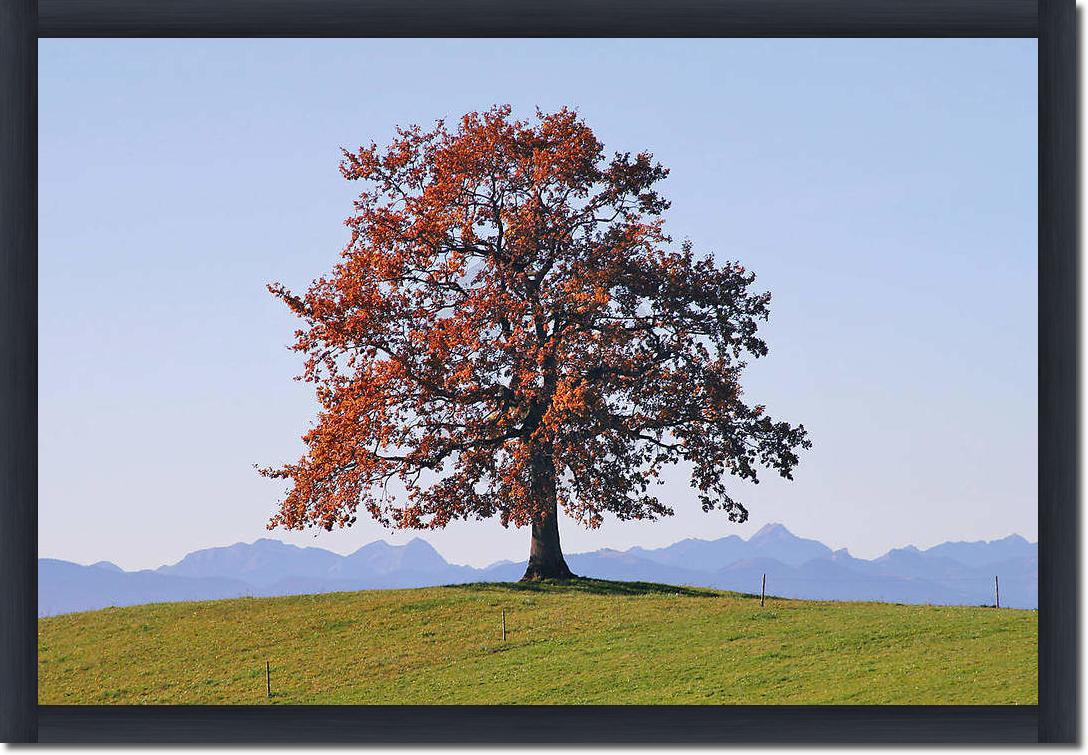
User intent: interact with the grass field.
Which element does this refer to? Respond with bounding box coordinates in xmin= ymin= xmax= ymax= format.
xmin=38 ymin=579 xmax=1037 ymax=705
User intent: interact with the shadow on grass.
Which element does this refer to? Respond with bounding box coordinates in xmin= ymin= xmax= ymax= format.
xmin=445 ymin=577 xmax=720 ymax=598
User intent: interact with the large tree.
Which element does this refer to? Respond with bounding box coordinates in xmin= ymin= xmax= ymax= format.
xmin=262 ymin=106 xmax=810 ymax=580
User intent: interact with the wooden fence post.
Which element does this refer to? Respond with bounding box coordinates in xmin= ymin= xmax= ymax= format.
xmin=995 ymin=575 xmax=1000 ymax=609
xmin=761 ymin=574 xmax=766 ymax=607
xmin=502 ymin=609 xmax=506 ymax=642
xmin=266 ymin=660 xmax=271 ymax=698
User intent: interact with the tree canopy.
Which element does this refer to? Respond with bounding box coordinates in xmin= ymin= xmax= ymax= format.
xmin=263 ymin=106 xmax=810 ymax=577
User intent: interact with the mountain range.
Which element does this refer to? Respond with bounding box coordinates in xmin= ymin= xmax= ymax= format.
xmin=38 ymin=523 xmax=1037 ymax=616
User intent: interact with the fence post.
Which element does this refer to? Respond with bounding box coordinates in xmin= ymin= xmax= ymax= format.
xmin=995 ymin=575 xmax=1000 ymax=609
xmin=502 ymin=609 xmax=506 ymax=642
xmin=266 ymin=660 xmax=271 ymax=698
xmin=761 ymin=573 xmax=766 ymax=607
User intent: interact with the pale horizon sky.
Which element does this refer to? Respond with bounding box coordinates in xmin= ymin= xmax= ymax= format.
xmin=39 ymin=39 xmax=1038 ymax=571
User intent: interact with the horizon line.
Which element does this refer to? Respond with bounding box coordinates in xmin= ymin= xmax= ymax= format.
xmin=41 ymin=522 xmax=1038 ymax=573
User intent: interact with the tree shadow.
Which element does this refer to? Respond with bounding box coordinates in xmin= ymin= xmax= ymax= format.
xmin=446 ymin=577 xmax=720 ymax=598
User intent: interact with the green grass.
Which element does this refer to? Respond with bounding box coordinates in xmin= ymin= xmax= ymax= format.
xmin=38 ymin=579 xmax=1036 ymax=705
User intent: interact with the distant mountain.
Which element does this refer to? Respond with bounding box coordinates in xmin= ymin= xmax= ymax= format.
xmin=328 ymin=538 xmax=475 ymax=585
xmin=710 ymin=556 xmax=980 ymax=606
xmin=157 ymin=537 xmax=478 ymax=595
xmin=158 ymin=538 xmax=342 ymax=587
xmin=38 ymin=559 xmax=253 ymax=617
xmin=565 ymin=549 xmax=710 ymax=586
xmin=629 ymin=523 xmax=832 ymax=571
xmin=39 ymin=525 xmax=1037 ymax=616
xmin=745 ymin=523 xmax=835 ymax=565
xmin=89 ymin=561 xmax=123 ymax=573
xmin=627 ymin=535 xmax=748 ymax=571
xmin=923 ymin=534 xmax=1035 ymax=568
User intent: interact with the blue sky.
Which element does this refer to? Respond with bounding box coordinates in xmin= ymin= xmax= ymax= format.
xmin=38 ymin=39 xmax=1037 ymax=569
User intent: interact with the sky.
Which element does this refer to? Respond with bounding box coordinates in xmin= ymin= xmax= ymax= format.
xmin=38 ymin=39 xmax=1038 ymax=570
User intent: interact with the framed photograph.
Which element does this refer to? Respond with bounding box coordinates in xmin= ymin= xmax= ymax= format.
xmin=1 ymin=0 xmax=1075 ymax=743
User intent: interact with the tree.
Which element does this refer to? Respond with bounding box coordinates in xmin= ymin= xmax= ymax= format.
xmin=262 ymin=105 xmax=811 ymax=581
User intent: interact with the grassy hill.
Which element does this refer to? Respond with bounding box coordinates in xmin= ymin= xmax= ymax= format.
xmin=38 ymin=579 xmax=1036 ymax=705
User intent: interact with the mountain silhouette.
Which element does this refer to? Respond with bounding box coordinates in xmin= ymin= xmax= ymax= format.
xmin=39 ymin=524 xmax=1037 ymax=616
xmin=923 ymin=534 xmax=1034 ymax=567
xmin=157 ymin=537 xmax=342 ymax=586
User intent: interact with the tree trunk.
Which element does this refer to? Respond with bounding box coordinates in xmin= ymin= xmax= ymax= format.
xmin=520 ymin=452 xmax=575 ymax=581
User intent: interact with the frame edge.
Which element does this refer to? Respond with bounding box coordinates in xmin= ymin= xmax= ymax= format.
xmin=37 ymin=0 xmax=1037 ymax=37
xmin=0 ymin=0 xmax=38 ymax=744
xmin=18 ymin=0 xmax=1072 ymax=743
xmin=1038 ymin=0 xmax=1078 ymax=743
xmin=37 ymin=705 xmax=1039 ymax=744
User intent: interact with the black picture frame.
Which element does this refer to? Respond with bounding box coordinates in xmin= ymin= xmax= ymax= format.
xmin=1 ymin=0 xmax=1075 ymax=743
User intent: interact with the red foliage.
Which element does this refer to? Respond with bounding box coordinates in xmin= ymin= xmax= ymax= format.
xmin=262 ymin=106 xmax=810 ymax=540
